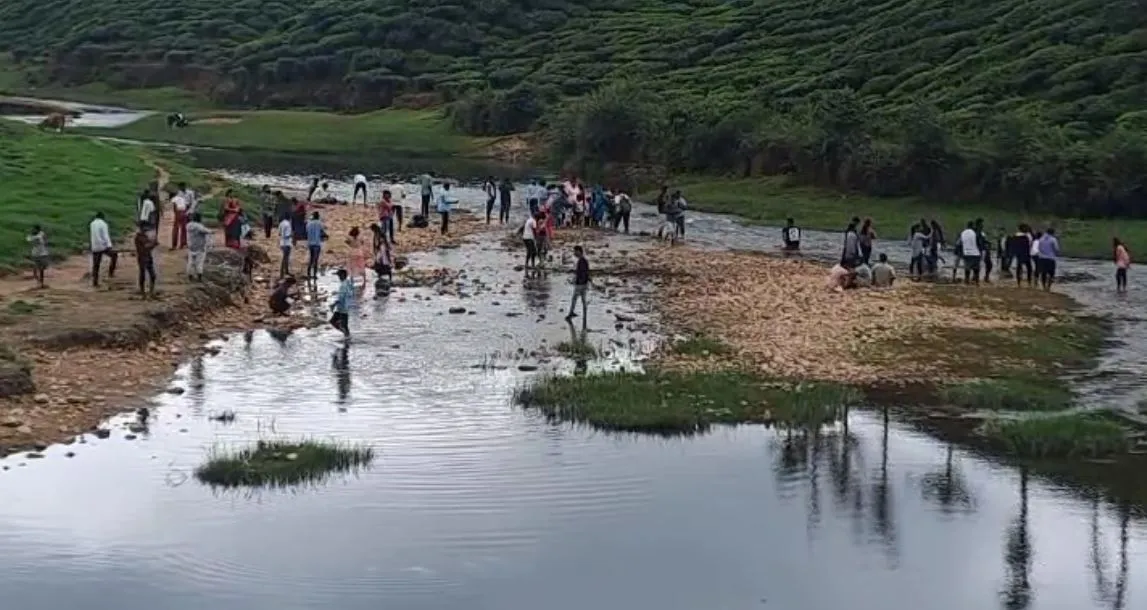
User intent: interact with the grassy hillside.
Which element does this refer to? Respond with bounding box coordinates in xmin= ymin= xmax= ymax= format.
xmin=2 ymin=0 xmax=1146 ymax=221
xmin=0 ymin=122 xmax=154 ymax=272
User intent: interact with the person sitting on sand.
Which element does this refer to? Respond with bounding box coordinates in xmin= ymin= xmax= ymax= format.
xmin=871 ymin=253 xmax=896 ymax=288
xmin=853 ymin=262 xmax=873 ymax=288
xmin=312 ymin=182 xmax=337 ymax=204
xmin=269 ymin=276 xmax=299 ymax=316
xmin=782 ymin=218 xmax=801 ymax=252
xmin=827 ymin=262 xmax=853 ymax=292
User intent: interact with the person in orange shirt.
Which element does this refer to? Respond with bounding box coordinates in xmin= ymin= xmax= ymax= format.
xmin=1114 ymin=238 xmax=1131 ymax=293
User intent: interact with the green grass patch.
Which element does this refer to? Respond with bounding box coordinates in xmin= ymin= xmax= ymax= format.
xmin=555 ymin=339 xmax=597 ymax=359
xmin=80 ymin=109 xmax=483 ymax=158
xmin=672 ymin=334 xmax=731 ymax=357
xmin=0 ymin=55 xmax=211 ymax=110
xmin=939 ymin=378 xmax=1073 ymax=412
xmin=653 ymin=176 xmax=1146 ymax=260
xmin=5 ymin=300 xmax=42 ymax=315
xmin=0 ymin=122 xmax=154 ymax=272
xmin=515 ymin=370 xmax=862 ymax=435
xmin=980 ymin=414 xmax=1130 ymax=459
xmin=194 ymin=439 xmax=375 ymax=489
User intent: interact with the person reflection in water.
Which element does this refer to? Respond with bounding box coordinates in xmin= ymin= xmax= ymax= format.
xmin=332 ymin=346 xmax=350 ymax=405
xmin=567 ymin=319 xmax=589 ymax=376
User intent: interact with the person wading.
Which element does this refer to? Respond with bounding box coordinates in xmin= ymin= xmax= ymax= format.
xmin=330 ymin=268 xmax=354 ymax=337
xmin=521 ymin=211 xmax=539 ymax=270
xmin=306 ymin=212 xmax=326 ymax=279
xmin=437 ymin=183 xmax=458 ymax=235
xmin=1037 ymin=228 xmax=1061 ymax=291
xmin=782 ymin=218 xmax=802 ymax=252
xmin=858 ymin=218 xmax=876 ymax=265
xmin=498 ymin=178 xmax=514 ymax=224
xmin=419 ymin=173 xmax=434 ymax=218
xmin=1114 ymin=238 xmax=1131 ymax=293
xmin=841 ymin=217 xmax=861 ymax=267
xmin=566 ymin=245 xmax=591 ymax=324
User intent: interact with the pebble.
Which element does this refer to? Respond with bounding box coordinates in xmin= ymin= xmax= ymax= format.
xmin=124 ymin=434 xmax=138 ymax=441
xmin=33 ymin=394 xmax=49 ymax=404
xmin=26 ymin=452 xmax=44 ymax=459
xmin=448 ymin=307 xmax=467 ymax=314
xmin=517 ymin=364 xmax=539 ymax=372
xmin=93 ymin=429 xmax=111 ymax=439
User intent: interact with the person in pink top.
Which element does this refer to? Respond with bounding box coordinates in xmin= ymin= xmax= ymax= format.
xmin=1114 ymin=238 xmax=1131 ymax=293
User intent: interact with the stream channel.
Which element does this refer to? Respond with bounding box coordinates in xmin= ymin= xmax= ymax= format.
xmin=0 ymin=101 xmax=1145 ymax=610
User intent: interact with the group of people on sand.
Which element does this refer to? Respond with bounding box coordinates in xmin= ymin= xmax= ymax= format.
xmin=816 ymin=213 xmax=1132 ymax=293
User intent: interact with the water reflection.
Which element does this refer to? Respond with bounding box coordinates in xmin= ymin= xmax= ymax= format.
xmin=1090 ymin=496 xmax=1132 ymax=610
xmin=332 ymin=346 xmax=351 ymax=406
xmin=919 ymin=444 xmax=977 ymax=515
xmin=522 ymin=271 xmax=551 ymax=313
xmin=566 ymin=320 xmax=589 ymax=376
xmin=1001 ymin=467 xmax=1033 ymax=610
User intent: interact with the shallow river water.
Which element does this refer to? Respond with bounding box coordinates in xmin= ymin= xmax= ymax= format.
xmin=1 ymin=173 xmax=1145 ymax=609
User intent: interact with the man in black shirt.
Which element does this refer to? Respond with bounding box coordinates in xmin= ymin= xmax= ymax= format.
xmin=782 ymin=217 xmax=801 ymax=252
xmin=566 ymin=246 xmax=590 ymax=323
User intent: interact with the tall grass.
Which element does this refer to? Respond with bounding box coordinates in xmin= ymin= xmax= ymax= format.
xmin=939 ymin=379 xmax=1073 ymax=412
xmin=194 ymin=439 xmax=375 ymax=489
xmin=980 ymin=414 xmax=1129 ymax=459
xmin=515 ymin=370 xmax=862 ymax=435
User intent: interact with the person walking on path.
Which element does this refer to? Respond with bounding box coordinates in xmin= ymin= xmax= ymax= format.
xmin=353 ymin=173 xmax=368 ymax=206
xmin=137 ymin=189 xmax=157 ymax=228
xmin=305 ymin=212 xmax=326 ymax=279
xmin=498 ymin=178 xmax=514 ymax=224
xmin=27 ymin=225 xmax=49 ymax=289
xmin=133 ymin=221 xmax=159 ymax=298
xmin=170 ymin=183 xmax=190 ymax=249
xmin=566 ymin=245 xmax=591 ymax=324
xmin=186 ymin=213 xmax=211 ymax=282
xmin=278 ymin=215 xmax=293 ymax=278
xmin=437 ymin=183 xmax=458 ymax=235
xmin=1114 ymin=238 xmax=1131 ymax=293
xmin=1037 ymin=228 xmax=1061 ymax=291
xmin=89 ymin=211 xmax=117 ymax=288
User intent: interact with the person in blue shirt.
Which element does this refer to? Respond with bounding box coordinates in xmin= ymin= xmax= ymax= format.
xmin=436 ymin=182 xmax=458 ymax=235
xmin=305 ymin=212 xmax=327 ymax=279
xmin=329 ymin=268 xmax=354 ymax=337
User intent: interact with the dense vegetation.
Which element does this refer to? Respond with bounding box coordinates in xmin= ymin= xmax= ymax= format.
xmin=3 ymin=0 xmax=1147 ymax=217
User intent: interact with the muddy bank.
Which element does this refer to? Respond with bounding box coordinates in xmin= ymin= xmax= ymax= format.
xmin=0 ymin=186 xmax=495 ymax=458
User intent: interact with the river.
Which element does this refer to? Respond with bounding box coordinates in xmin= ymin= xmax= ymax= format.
xmin=1 ymin=106 xmax=1145 ymax=609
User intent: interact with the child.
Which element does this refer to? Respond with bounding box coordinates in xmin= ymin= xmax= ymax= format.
xmin=27 ymin=225 xmax=49 ymax=289
xmin=329 ymin=269 xmax=354 ymax=337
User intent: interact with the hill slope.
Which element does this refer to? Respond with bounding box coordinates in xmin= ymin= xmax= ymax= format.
xmin=2 ymin=0 xmax=1145 ymax=126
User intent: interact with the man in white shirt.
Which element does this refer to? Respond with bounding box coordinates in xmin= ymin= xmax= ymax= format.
xmin=278 ymin=217 xmax=294 ymax=278
xmin=89 ymin=211 xmax=118 ymax=287
xmin=958 ymin=221 xmax=982 ymax=285
xmin=137 ymin=191 xmax=156 ymax=227
xmin=353 ymin=173 xmax=368 ymax=206
xmin=521 ymin=212 xmax=539 ymax=268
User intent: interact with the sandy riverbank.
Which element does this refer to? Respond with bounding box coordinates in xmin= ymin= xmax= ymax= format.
xmin=0 ymin=182 xmax=494 ymax=457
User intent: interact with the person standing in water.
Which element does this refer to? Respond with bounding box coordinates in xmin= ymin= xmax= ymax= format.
xmin=346 ymin=226 xmax=368 ymax=286
xmin=671 ymin=190 xmax=688 ymax=237
xmin=419 ymin=173 xmax=433 ymax=218
xmin=1009 ymin=224 xmax=1034 ymax=286
xmin=133 ymin=221 xmax=159 ymax=298
xmin=498 ymin=178 xmax=514 ymax=224
xmin=186 ymin=213 xmax=211 ymax=282
xmin=1114 ymin=238 xmax=1131 ymax=293
xmin=277 ymin=214 xmax=293 ymax=278
xmin=614 ymin=193 xmax=632 ymax=233
xmin=858 ymin=218 xmax=876 ymax=265
xmin=909 ymin=224 xmax=929 ymax=279
xmin=1037 ymin=228 xmax=1060 ymax=290
xmin=566 ymin=245 xmax=590 ymax=323
xmin=306 ymin=178 xmax=320 ymax=202
xmin=329 ymin=269 xmax=354 ymax=337
xmin=841 ymin=217 xmax=861 ymax=267
xmin=305 ymin=212 xmax=326 ymax=279
xmin=521 ymin=211 xmax=539 ymax=269
xmin=437 ymin=183 xmax=457 ymax=235
xmin=352 ymin=173 xmax=368 ymax=206
xmin=782 ymin=218 xmax=801 ymax=252
xmin=27 ymin=225 xmax=49 ymax=289
xmin=483 ymin=176 xmax=497 ymax=224
xmin=378 ymin=189 xmax=397 ymax=245
xmin=958 ymin=221 xmax=982 ymax=284
xmin=89 ymin=211 xmax=117 ymax=288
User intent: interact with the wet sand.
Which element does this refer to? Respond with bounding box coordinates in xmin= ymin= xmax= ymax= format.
xmin=0 ymin=181 xmax=494 ymax=457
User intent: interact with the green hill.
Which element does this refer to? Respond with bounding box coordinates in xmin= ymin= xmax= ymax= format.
xmin=3 ymin=0 xmax=1147 ymax=218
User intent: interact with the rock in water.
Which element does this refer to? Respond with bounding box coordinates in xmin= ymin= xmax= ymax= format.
xmin=448 ymin=307 xmax=467 ymax=314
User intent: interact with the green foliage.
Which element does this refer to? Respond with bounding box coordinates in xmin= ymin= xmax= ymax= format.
xmin=514 ymin=370 xmax=862 ymax=435
xmin=939 ymin=378 xmax=1073 ymax=412
xmin=980 ymin=414 xmax=1130 ymax=458
xmin=3 ymin=0 xmax=1147 ymax=218
xmin=0 ymin=122 xmax=152 ymax=273
xmin=194 ymin=439 xmax=375 ymax=489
